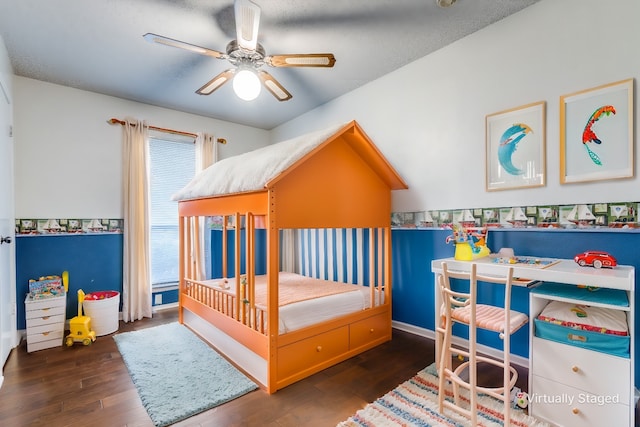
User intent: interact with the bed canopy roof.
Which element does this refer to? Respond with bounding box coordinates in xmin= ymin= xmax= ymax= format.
xmin=172 ymin=120 xmax=407 ymax=202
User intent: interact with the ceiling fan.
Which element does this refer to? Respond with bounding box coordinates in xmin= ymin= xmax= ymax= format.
xmin=143 ymin=0 xmax=336 ymax=102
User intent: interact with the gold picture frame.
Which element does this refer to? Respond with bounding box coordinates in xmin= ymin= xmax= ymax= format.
xmin=560 ymin=78 xmax=634 ymax=184
xmin=485 ymin=101 xmax=546 ymax=191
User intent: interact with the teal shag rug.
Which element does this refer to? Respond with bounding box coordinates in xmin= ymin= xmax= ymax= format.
xmin=114 ymin=322 xmax=258 ymax=426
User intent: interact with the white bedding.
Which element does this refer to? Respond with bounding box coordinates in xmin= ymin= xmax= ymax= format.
xmin=278 ymin=286 xmax=381 ymax=333
xmin=172 ymin=123 xmax=347 ymax=201
xmin=201 ymin=274 xmax=383 ymax=334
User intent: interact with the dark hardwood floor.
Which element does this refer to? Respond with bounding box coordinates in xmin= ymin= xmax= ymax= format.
xmin=0 ymin=308 xmax=529 ymax=427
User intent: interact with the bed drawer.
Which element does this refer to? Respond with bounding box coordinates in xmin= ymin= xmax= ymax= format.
xmin=349 ymin=313 xmax=389 ymax=349
xmin=278 ymin=326 xmax=349 ymax=378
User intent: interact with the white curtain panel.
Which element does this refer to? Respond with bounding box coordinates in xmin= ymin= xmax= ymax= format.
xmin=122 ymin=118 xmax=152 ymax=322
xmin=195 ymin=133 xmax=217 ymax=172
xmin=194 ymin=133 xmax=218 ymax=280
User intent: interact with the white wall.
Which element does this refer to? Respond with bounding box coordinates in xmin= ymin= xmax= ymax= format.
xmin=0 ymin=36 xmax=11 ymax=104
xmin=271 ymin=0 xmax=640 ymax=213
xmin=13 ymin=77 xmax=270 ymax=218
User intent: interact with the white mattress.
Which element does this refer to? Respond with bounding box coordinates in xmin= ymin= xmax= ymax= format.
xmin=201 ymin=273 xmax=383 ymax=334
xmin=277 ymin=286 xmax=381 ymax=333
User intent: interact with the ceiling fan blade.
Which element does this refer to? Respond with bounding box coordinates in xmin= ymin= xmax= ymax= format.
xmin=234 ymin=0 xmax=261 ymax=52
xmin=143 ymin=33 xmax=225 ymax=59
xmin=196 ymin=69 xmax=236 ymax=95
xmin=265 ymin=54 xmax=337 ymax=68
xmin=257 ymin=70 xmax=292 ymax=101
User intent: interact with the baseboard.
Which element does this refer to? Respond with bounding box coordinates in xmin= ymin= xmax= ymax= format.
xmin=392 ymin=320 xmax=437 ymax=340
xmin=152 ymin=302 xmax=178 ymax=313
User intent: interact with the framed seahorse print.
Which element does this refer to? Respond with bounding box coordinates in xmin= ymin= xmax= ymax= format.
xmin=486 ymin=101 xmax=546 ymax=191
xmin=560 ymin=78 xmax=634 ymax=184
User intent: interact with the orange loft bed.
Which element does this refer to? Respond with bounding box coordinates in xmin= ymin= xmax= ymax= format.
xmin=173 ymin=121 xmax=408 ymax=393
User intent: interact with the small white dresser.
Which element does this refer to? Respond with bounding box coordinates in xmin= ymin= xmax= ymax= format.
xmin=24 ymin=293 xmax=67 ymax=352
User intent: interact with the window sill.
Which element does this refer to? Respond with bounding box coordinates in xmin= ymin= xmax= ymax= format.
xmin=152 ymin=282 xmax=179 ymax=291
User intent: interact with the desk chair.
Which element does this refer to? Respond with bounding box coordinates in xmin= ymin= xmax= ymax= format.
xmin=436 ymin=262 xmax=529 ymax=426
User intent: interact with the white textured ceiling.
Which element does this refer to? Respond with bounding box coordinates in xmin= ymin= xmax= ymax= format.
xmin=0 ymin=0 xmax=540 ymax=130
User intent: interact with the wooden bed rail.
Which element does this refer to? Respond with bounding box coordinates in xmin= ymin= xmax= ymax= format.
xmin=181 ymin=213 xmax=391 ymax=330
xmin=180 ymin=212 xmax=265 ymax=330
xmin=184 ymin=278 xmax=268 ymax=335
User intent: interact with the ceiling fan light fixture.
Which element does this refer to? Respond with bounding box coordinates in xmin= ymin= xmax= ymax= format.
xmin=233 ymin=69 xmax=261 ymax=101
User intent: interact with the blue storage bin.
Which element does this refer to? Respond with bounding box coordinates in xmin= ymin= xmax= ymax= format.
xmin=534 ymin=318 xmax=630 ymax=358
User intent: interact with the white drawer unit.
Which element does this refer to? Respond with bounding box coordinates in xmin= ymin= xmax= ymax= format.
xmin=530 ymin=281 xmax=634 ymax=427
xmin=532 ymin=337 xmax=630 ymax=403
xmin=531 ymin=375 xmax=630 ymax=426
xmin=25 ymin=294 xmax=67 ymax=352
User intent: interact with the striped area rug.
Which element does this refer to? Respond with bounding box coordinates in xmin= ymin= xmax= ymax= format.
xmin=338 ymin=364 xmax=549 ymax=427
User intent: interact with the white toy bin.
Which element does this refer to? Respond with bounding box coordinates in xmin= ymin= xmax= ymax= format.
xmin=83 ymin=291 xmax=120 ymax=336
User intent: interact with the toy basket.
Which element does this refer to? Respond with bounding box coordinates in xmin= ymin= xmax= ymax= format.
xmin=83 ymin=291 xmax=120 ymax=336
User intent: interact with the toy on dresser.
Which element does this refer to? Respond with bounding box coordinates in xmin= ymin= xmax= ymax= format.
xmin=28 ymin=275 xmax=64 ymax=299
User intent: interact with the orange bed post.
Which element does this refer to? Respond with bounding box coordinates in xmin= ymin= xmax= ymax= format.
xmin=384 ymin=226 xmax=392 ymax=307
xmin=246 ymin=212 xmax=255 ymax=328
xmin=266 ymin=192 xmax=279 ymax=394
xmin=369 ymin=227 xmax=375 ymax=306
xmin=234 ymin=212 xmax=241 ymax=321
xmin=378 ymin=227 xmax=384 ymax=299
xmin=178 ymin=215 xmax=185 ymax=324
xmin=222 ymin=216 xmax=228 ymax=279
xmin=193 ymin=215 xmax=201 ymax=280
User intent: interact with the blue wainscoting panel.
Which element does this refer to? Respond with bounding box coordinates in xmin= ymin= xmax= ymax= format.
xmin=16 ymin=234 xmax=123 ymax=329
xmin=210 ymin=229 xmax=267 ymax=279
xmin=391 ymin=229 xmax=452 ymax=331
xmin=152 ymin=288 xmax=178 ymax=306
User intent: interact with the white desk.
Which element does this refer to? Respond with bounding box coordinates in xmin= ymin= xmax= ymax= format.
xmin=431 ymin=257 xmax=634 ymax=290
xmin=431 ymin=256 xmax=635 ymax=426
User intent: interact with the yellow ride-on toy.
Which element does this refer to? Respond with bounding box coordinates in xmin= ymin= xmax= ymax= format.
xmin=66 ymin=289 xmax=97 ymax=347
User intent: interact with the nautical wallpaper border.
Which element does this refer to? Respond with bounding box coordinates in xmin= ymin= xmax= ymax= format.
xmin=392 ymin=201 xmax=639 ymax=230
xmin=15 ymin=218 xmax=123 ymax=235
xmin=15 ymin=200 xmax=640 ymax=236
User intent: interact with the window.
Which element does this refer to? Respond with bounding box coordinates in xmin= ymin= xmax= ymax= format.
xmin=149 ymin=134 xmax=195 ymax=287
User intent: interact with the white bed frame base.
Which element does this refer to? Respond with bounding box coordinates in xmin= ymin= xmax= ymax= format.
xmin=184 ymin=308 xmax=268 ymax=387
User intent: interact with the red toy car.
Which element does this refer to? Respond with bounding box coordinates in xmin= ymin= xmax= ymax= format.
xmin=574 ymin=251 xmax=617 ymax=269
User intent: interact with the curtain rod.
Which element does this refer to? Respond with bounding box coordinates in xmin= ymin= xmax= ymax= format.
xmin=107 ymin=118 xmax=227 ymax=144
